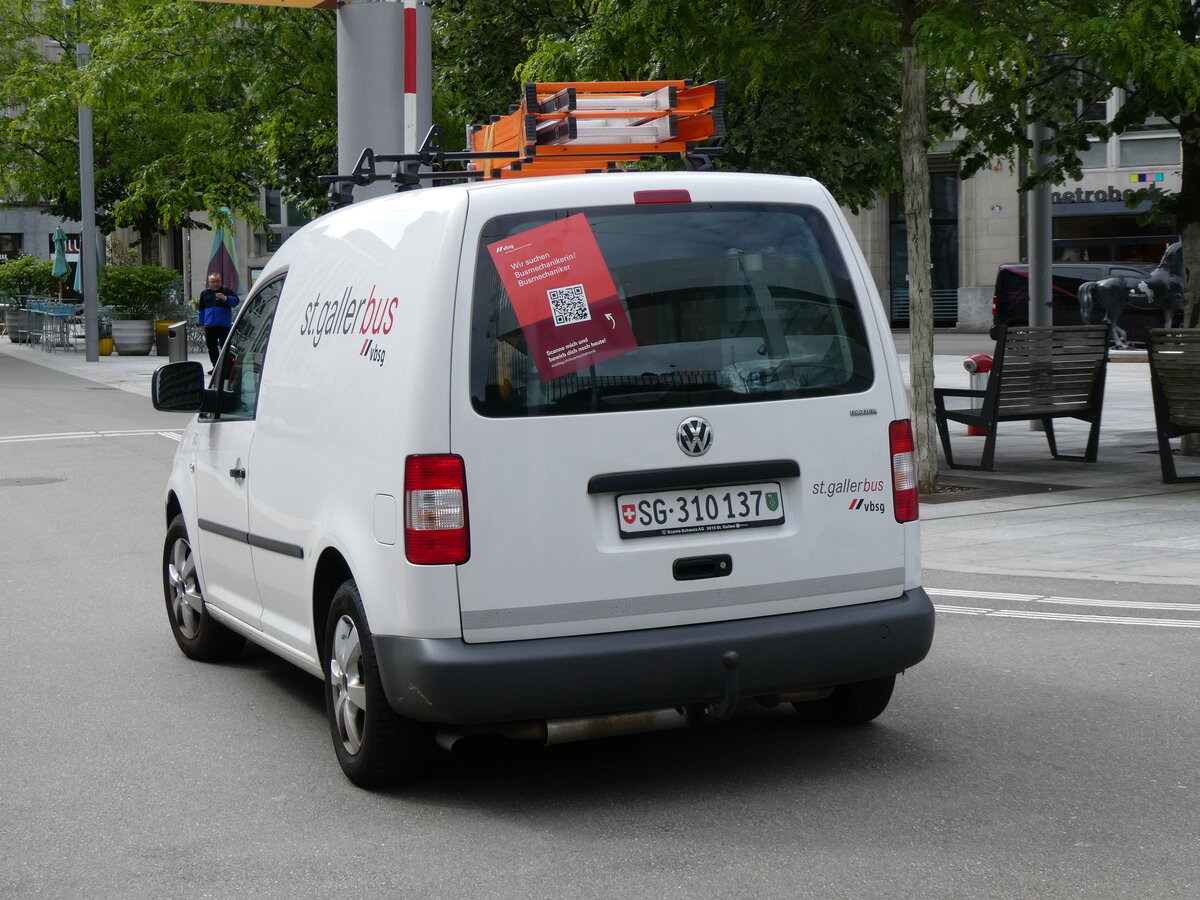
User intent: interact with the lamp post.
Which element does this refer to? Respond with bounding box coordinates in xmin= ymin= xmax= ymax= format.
xmin=337 ymin=0 xmax=406 ymax=199
xmin=77 ymin=39 xmax=99 ymax=361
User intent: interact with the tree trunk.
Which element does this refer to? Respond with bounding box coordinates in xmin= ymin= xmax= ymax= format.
xmin=900 ymin=40 xmax=937 ymax=493
xmin=1178 ymin=106 xmax=1199 ymax=456
xmin=1180 ymin=220 xmax=1200 ymax=457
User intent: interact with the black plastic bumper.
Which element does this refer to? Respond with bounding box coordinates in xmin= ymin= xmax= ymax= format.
xmin=374 ymin=588 xmax=934 ymax=725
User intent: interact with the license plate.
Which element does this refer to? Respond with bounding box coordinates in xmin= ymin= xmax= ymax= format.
xmin=616 ymin=482 xmax=785 ymax=539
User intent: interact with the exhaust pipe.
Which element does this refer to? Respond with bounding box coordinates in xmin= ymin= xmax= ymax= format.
xmin=544 ymin=708 xmax=689 ymax=745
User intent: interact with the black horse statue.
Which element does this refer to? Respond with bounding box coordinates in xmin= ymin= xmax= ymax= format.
xmin=1079 ymin=242 xmax=1184 ymax=348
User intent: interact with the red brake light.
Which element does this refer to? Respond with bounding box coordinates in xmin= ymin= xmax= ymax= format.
xmin=404 ymin=455 xmax=469 ymax=565
xmin=889 ymin=420 xmax=919 ymax=523
xmin=633 ymin=190 xmax=691 ymax=204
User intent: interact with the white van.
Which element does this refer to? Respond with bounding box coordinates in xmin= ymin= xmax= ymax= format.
xmin=153 ymin=169 xmax=934 ymax=786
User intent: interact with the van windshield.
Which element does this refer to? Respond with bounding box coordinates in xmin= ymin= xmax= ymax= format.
xmin=469 ymin=202 xmax=874 ymax=416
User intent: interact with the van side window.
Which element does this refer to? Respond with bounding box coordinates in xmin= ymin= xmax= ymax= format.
xmin=209 ymin=277 xmax=284 ymax=421
xmin=470 ymin=203 xmax=874 ymax=417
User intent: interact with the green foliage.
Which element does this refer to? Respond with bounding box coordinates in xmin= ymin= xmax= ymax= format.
xmin=0 ymin=0 xmax=336 ymax=233
xmin=433 ymin=0 xmax=590 ymax=151
xmin=510 ymin=0 xmax=905 ymax=212
xmin=98 ymin=264 xmax=180 ymax=319
xmin=931 ymin=0 xmax=1200 ymax=231
xmin=0 ymin=255 xmax=58 ymax=299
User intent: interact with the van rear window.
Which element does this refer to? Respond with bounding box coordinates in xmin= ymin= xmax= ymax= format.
xmin=469 ymin=202 xmax=874 ymax=416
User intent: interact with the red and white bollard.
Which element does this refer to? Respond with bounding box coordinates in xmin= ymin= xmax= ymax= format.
xmin=962 ymin=354 xmax=993 ymax=436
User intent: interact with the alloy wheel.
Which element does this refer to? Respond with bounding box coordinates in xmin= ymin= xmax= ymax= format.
xmin=166 ymin=537 xmax=203 ymax=640
xmin=329 ymin=614 xmax=368 ymax=755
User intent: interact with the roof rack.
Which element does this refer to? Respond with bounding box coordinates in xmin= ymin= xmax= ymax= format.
xmin=318 ymin=79 xmax=724 ymax=207
xmin=466 ymin=80 xmax=725 ymax=179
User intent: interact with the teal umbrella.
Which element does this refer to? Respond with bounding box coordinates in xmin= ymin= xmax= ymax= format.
xmin=72 ymin=242 xmax=102 ymax=294
xmin=207 ymin=207 xmax=240 ymax=293
xmin=52 ymin=226 xmax=71 ymax=278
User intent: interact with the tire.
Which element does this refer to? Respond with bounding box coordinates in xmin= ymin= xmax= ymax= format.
xmin=162 ymin=514 xmax=246 ymax=661
xmin=324 ymin=580 xmax=433 ymax=788
xmin=792 ymin=674 xmax=896 ymax=726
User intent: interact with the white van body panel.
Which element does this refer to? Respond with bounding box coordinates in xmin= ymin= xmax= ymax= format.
xmin=450 ymin=172 xmax=909 ymax=643
xmin=237 ymin=188 xmax=473 ymax=657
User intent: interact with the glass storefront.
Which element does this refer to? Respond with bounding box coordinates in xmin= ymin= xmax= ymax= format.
xmin=888 ymin=170 xmax=960 ymax=326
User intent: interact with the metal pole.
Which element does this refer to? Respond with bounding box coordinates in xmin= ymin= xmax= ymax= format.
xmin=337 ymin=0 xmax=406 ymax=199
xmin=1027 ymin=121 xmax=1053 ymax=433
xmin=77 ymin=41 xmax=99 ymax=361
xmin=404 ymin=0 xmax=432 ymax=153
xmin=1028 ymin=122 xmax=1053 ymax=327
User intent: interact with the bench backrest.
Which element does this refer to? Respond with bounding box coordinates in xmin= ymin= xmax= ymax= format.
xmin=989 ymin=325 xmax=1109 ymax=417
xmin=1148 ymin=329 xmax=1200 ymax=430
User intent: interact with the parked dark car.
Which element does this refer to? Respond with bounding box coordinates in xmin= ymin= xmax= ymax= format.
xmin=991 ymin=261 xmax=1181 ymax=344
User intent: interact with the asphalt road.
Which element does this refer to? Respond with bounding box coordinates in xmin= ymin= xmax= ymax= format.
xmin=1 ymin=352 xmax=1196 ymax=899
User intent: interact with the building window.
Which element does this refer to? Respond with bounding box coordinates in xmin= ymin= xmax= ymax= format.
xmin=0 ymin=233 xmax=22 ymax=262
xmin=1118 ymin=136 xmax=1181 ymax=167
xmin=888 ymin=168 xmax=960 ymax=326
xmin=1079 ymin=139 xmax=1109 ymax=169
xmin=1115 ymin=91 xmax=1181 ymax=168
xmin=259 ymin=189 xmax=313 ymax=253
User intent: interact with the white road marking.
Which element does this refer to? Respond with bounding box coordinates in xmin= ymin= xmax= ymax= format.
xmin=0 ymin=429 xmax=182 ymax=444
xmin=931 ymin=587 xmax=1200 ymax=630
xmin=989 ymin=610 xmax=1200 ymax=628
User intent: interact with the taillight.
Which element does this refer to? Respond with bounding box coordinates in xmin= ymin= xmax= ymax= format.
xmin=404 ymin=455 xmax=469 ymax=564
xmin=889 ymin=420 xmax=919 ymax=523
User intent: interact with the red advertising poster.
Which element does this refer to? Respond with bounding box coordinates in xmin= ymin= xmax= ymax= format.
xmin=488 ymin=213 xmax=637 ymax=380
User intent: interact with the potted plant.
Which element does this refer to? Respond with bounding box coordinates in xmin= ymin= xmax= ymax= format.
xmin=0 ymin=254 xmax=57 ymax=343
xmin=99 ymin=265 xmax=180 ymax=355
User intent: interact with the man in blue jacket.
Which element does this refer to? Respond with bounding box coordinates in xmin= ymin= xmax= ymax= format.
xmin=197 ymin=272 xmax=240 ymax=365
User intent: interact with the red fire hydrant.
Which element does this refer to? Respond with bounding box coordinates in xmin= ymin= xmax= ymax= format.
xmin=962 ymin=354 xmax=992 ymax=436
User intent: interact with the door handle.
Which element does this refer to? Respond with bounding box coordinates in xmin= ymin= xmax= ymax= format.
xmin=229 ymin=467 xmax=246 ymax=480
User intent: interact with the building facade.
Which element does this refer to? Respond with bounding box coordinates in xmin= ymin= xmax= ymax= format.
xmin=846 ymin=92 xmax=1183 ymax=332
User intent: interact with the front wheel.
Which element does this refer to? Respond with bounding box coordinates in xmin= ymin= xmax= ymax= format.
xmin=792 ymin=675 xmax=896 ymax=726
xmin=163 ymin=514 xmax=245 ymax=661
xmin=324 ymin=580 xmax=433 ymax=788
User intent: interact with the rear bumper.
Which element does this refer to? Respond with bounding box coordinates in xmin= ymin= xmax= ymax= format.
xmin=374 ymin=588 xmax=934 ymax=724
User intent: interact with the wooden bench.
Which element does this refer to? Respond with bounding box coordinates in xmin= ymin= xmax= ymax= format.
xmin=934 ymin=325 xmax=1109 ymax=471
xmin=1148 ymin=328 xmax=1200 ymax=483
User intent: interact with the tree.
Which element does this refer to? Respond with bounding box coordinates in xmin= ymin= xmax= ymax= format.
xmin=432 ymin=0 xmax=592 ymax=150
xmin=896 ymin=0 xmax=938 ymax=493
xmin=0 ymin=0 xmax=337 ymax=256
xmin=513 ymin=0 xmax=903 ymax=211
xmin=932 ymin=0 xmax=1200 ymax=451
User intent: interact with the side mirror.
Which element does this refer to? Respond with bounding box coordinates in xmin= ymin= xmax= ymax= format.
xmin=152 ymin=361 xmax=207 ymax=412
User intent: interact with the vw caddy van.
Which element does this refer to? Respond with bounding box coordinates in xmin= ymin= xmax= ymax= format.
xmin=153 ymin=169 xmax=934 ymax=787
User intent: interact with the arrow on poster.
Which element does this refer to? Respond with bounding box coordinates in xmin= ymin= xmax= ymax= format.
xmin=488 ymin=214 xmax=637 ymax=381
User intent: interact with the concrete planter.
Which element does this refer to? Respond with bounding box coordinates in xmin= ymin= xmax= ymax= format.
xmin=111 ymin=319 xmax=155 ymax=356
xmin=5 ymin=308 xmax=30 ymax=343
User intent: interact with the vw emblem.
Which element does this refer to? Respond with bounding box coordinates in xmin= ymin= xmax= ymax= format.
xmin=677 ymin=416 xmax=713 ymax=457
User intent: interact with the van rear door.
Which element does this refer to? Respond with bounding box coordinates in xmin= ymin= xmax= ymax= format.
xmin=450 ymin=178 xmax=909 ymax=644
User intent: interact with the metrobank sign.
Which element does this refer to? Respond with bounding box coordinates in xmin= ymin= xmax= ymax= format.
xmin=1051 ymin=172 xmax=1179 ymax=207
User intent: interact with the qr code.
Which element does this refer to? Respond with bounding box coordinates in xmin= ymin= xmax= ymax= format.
xmin=547 ymin=283 xmax=591 ymax=326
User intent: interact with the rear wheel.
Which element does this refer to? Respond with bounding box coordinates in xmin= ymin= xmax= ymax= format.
xmin=163 ymin=514 xmax=245 ymax=661
xmin=792 ymin=675 xmax=896 ymax=726
xmin=324 ymin=580 xmax=433 ymax=788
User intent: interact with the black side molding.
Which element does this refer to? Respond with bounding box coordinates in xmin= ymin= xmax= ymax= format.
xmin=198 ymin=518 xmax=305 ymax=559
xmin=588 ymin=459 xmax=799 ymax=495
